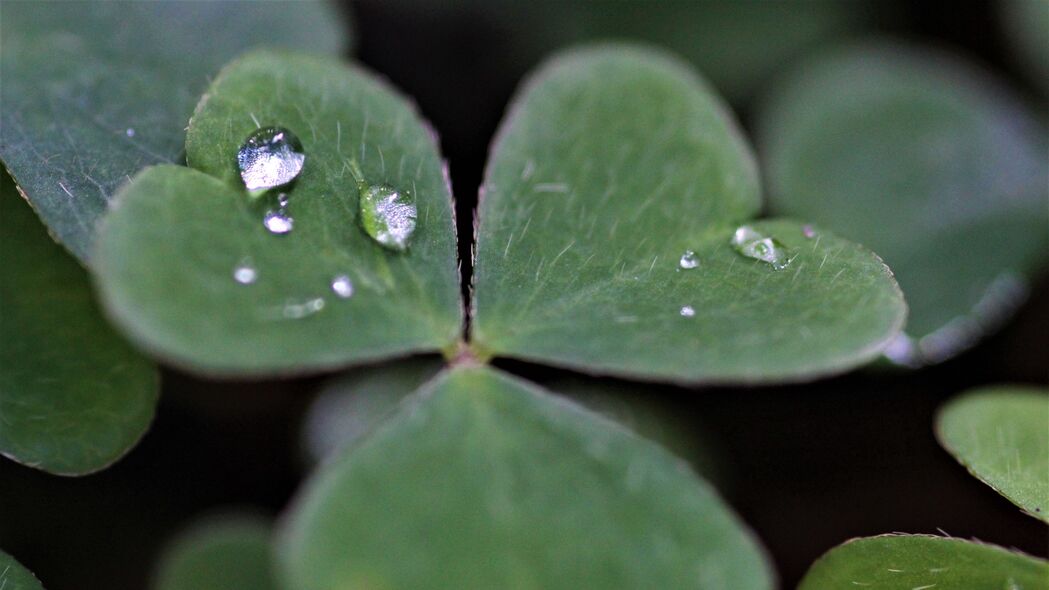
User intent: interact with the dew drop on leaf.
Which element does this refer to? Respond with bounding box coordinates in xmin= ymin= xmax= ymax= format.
xmin=349 ymin=160 xmax=417 ymax=251
xmin=680 ymin=305 xmax=696 ymax=317
xmin=802 ymin=224 xmax=816 ymax=239
xmin=233 ymin=260 xmax=257 ymax=285
xmin=679 ymin=250 xmax=700 ymax=270
xmin=237 ymin=126 xmax=305 ymax=194
xmin=730 ymin=225 xmax=794 ymax=270
xmin=331 ymin=274 xmax=354 ymax=299
xmin=263 ymin=210 xmax=294 ymax=234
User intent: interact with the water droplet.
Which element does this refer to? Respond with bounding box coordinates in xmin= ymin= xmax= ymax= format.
xmin=283 ymin=297 xmax=325 ymax=319
xmin=263 ymin=210 xmax=294 ymax=234
xmin=802 ymin=224 xmax=816 ymax=238
xmin=125 ymin=128 xmax=135 ymax=138
xmin=233 ymin=260 xmax=257 ymax=284
xmin=730 ymin=225 xmax=795 ymax=270
xmin=680 ymin=305 xmax=696 ymax=317
xmin=237 ymin=126 xmax=305 ymax=194
xmin=331 ymin=274 xmax=354 ymax=299
xmin=349 ymin=160 xmax=417 ymax=251
xmin=679 ymin=250 xmax=699 ymax=270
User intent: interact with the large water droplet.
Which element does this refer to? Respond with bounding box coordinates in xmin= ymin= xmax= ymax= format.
xmin=237 ymin=126 xmax=305 ymax=194
xmin=331 ymin=274 xmax=354 ymax=299
xmin=350 ymin=160 xmax=417 ymax=251
xmin=680 ymin=305 xmax=696 ymax=317
xmin=679 ymin=250 xmax=699 ymax=270
xmin=233 ymin=260 xmax=257 ymax=284
xmin=730 ymin=225 xmax=794 ymax=270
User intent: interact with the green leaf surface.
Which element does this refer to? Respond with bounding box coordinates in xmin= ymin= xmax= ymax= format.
xmin=0 ymin=550 xmax=44 ymax=590
xmin=799 ymin=534 xmax=1048 ymax=590
xmin=759 ymin=41 xmax=1049 ymax=366
xmin=0 ymin=172 xmax=158 ymax=475
xmin=279 ymin=365 xmax=774 ymax=590
xmin=301 ymin=357 xmax=445 ymax=465
xmin=0 ymin=0 xmax=347 ymax=263
xmin=471 ymin=45 xmax=906 ymax=383
xmin=93 ymin=51 xmax=463 ymax=375
xmin=936 ymin=385 xmax=1049 ymax=522
xmin=153 ymin=514 xmax=277 ymax=590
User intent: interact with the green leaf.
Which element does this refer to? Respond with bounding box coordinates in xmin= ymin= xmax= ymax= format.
xmin=758 ymin=41 xmax=1048 ymax=366
xmin=0 ymin=0 xmax=347 ymax=263
xmin=0 ymin=172 xmax=158 ymax=475
xmin=471 ymin=45 xmax=906 ymax=383
xmin=936 ymin=385 xmax=1049 ymax=522
xmin=798 ymin=534 xmax=1048 ymax=590
xmin=301 ymin=356 xmax=445 ymax=465
xmin=0 ymin=550 xmax=44 ymax=590
xmin=279 ymin=365 xmax=774 ymax=590
xmin=93 ymin=51 xmax=463 ymax=375
xmin=153 ymin=514 xmax=277 ymax=590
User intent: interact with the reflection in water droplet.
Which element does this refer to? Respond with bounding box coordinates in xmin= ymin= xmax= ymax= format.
xmin=679 ymin=250 xmax=699 ymax=270
xmin=125 ymin=128 xmax=135 ymax=138
xmin=237 ymin=126 xmax=305 ymax=193
xmin=802 ymin=224 xmax=816 ymax=239
xmin=283 ymin=297 xmax=325 ymax=319
xmin=350 ymin=160 xmax=417 ymax=251
xmin=730 ymin=225 xmax=794 ymax=270
xmin=263 ymin=211 xmax=294 ymax=234
xmin=680 ymin=305 xmax=696 ymax=317
xmin=331 ymin=274 xmax=354 ymax=299
xmin=233 ymin=260 xmax=257 ymax=285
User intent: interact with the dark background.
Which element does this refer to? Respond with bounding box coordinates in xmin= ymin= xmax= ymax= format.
xmin=1 ymin=1 xmax=1045 ymax=588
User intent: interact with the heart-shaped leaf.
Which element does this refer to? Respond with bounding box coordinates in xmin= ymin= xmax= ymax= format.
xmin=0 ymin=550 xmax=43 ymax=590
xmin=758 ymin=41 xmax=1048 ymax=366
xmin=471 ymin=45 xmax=906 ymax=383
xmin=799 ymin=534 xmax=1048 ymax=589
xmin=279 ymin=365 xmax=774 ymax=589
xmin=0 ymin=172 xmax=158 ymax=475
xmin=93 ymin=51 xmax=463 ymax=375
xmin=0 ymin=1 xmax=347 ymax=263
xmin=153 ymin=514 xmax=277 ymax=590
xmin=936 ymin=385 xmax=1049 ymax=522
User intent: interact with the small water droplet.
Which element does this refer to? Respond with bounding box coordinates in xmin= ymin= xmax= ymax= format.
xmin=679 ymin=250 xmax=699 ymax=270
xmin=283 ymin=297 xmax=325 ymax=319
xmin=263 ymin=210 xmax=294 ymax=234
xmin=125 ymin=128 xmax=135 ymax=138
xmin=331 ymin=274 xmax=354 ymax=299
xmin=680 ymin=305 xmax=696 ymax=317
xmin=233 ymin=260 xmax=257 ymax=284
xmin=350 ymin=160 xmax=417 ymax=251
xmin=237 ymin=126 xmax=305 ymax=194
xmin=730 ymin=225 xmax=795 ymax=270
xmin=802 ymin=224 xmax=816 ymax=239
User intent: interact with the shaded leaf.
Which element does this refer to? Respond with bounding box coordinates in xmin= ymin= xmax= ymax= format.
xmin=300 ymin=356 xmax=445 ymax=465
xmin=0 ymin=172 xmax=157 ymax=475
xmin=279 ymin=365 xmax=774 ymax=590
xmin=471 ymin=45 xmax=906 ymax=383
xmin=0 ymin=550 xmax=43 ymax=590
xmin=93 ymin=51 xmax=463 ymax=375
xmin=153 ymin=514 xmax=276 ymax=590
xmin=1002 ymin=0 xmax=1049 ymax=94
xmin=0 ymin=0 xmax=347 ymax=262
xmin=799 ymin=534 xmax=1048 ymax=590
xmin=936 ymin=385 xmax=1049 ymax=522
xmin=759 ymin=41 xmax=1048 ymax=366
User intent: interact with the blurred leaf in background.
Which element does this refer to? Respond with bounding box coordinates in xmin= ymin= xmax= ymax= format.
xmin=0 ymin=171 xmax=158 ymax=475
xmin=759 ymin=41 xmax=1048 ymax=366
xmin=0 ymin=550 xmax=44 ymax=590
xmin=152 ymin=514 xmax=276 ymax=590
xmin=0 ymin=0 xmax=348 ymax=262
